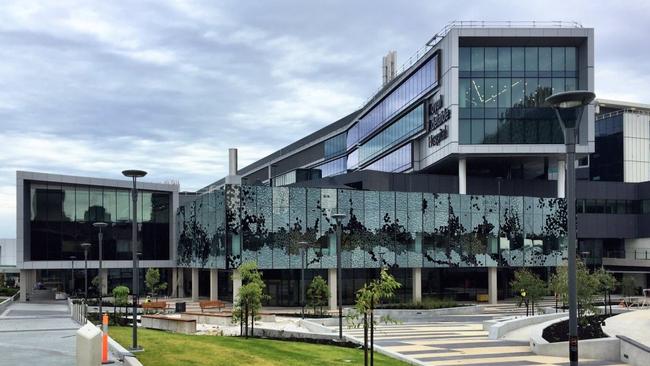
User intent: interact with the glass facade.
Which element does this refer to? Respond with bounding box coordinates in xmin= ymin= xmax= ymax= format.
xmin=590 ymin=114 xmax=623 ymax=181
xmin=28 ymin=182 xmax=171 ymax=261
xmin=357 ymin=54 xmax=438 ymax=144
xmin=459 ymin=47 xmax=577 ymax=144
xmin=358 ymin=105 xmax=424 ymax=166
xmin=315 ymin=157 xmax=347 ymax=177
xmin=324 ymin=133 xmax=347 ymax=159
xmin=177 ymin=185 xmax=567 ymax=272
xmin=362 ymin=143 xmax=412 ymax=173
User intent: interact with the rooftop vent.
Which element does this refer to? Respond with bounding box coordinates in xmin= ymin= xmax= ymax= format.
xmin=382 ymin=51 xmax=397 ymax=86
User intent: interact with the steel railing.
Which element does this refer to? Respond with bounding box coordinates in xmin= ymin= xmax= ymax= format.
xmin=71 ymin=300 xmax=88 ymax=325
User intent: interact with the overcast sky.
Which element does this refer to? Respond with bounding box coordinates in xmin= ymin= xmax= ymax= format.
xmin=1 ymin=0 xmax=649 ymax=238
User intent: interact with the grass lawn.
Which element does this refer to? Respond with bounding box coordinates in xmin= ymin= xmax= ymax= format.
xmin=110 ymin=326 xmax=408 ymax=366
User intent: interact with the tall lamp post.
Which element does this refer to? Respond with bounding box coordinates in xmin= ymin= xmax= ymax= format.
xmin=93 ymin=222 xmax=108 ymax=316
xmin=298 ymin=241 xmax=311 ymax=319
xmin=331 ymin=213 xmax=346 ymax=340
xmin=547 ymin=90 xmax=596 ymax=366
xmin=123 ymin=169 xmax=147 ymax=352
xmin=69 ymin=256 xmax=76 ymax=297
xmin=81 ymin=242 xmax=92 ymax=303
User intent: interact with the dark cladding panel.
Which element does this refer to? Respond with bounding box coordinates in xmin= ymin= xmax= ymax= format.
xmin=274 ymin=142 xmax=324 ymax=177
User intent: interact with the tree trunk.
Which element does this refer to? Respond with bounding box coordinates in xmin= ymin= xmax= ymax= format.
xmin=364 ymin=312 xmax=368 ymax=366
xmin=245 ymin=303 xmax=249 ymax=339
xmin=251 ymin=309 xmax=255 ymax=337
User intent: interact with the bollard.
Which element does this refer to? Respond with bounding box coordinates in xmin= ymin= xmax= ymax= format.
xmin=102 ymin=313 xmax=110 ymax=364
xmin=76 ymin=322 xmax=102 ymax=366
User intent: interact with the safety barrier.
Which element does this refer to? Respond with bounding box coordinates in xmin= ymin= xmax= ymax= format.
xmin=71 ymin=300 xmax=88 ymax=325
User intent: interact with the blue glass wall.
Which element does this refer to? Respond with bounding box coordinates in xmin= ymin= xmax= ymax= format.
xmin=358 ymin=104 xmax=424 ymax=166
xmin=316 ymin=157 xmax=347 ymax=177
xmin=357 ymin=54 xmax=438 ymax=145
xmin=324 ymin=133 xmax=347 ymax=159
xmin=459 ymin=47 xmax=577 ymax=144
xmin=362 ymin=143 xmax=412 ymax=173
xmin=177 ymin=185 xmax=567 ymax=270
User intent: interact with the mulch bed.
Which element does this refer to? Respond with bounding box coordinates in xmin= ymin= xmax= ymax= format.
xmin=542 ymin=314 xmax=613 ymax=343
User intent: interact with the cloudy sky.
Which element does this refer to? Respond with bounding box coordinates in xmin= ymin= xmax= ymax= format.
xmin=1 ymin=0 xmax=649 ymax=238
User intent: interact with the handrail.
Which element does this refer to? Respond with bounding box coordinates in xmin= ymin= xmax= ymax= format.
xmin=596 ymin=109 xmax=650 ymax=121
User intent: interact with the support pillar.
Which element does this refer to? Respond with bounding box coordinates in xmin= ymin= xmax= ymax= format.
xmin=488 ymin=267 xmax=498 ymax=304
xmin=210 ymin=269 xmax=219 ymax=301
xmin=171 ymin=268 xmax=178 ymax=298
xmin=412 ymin=268 xmax=422 ymax=303
xmin=19 ymin=269 xmax=31 ymax=302
xmin=100 ymin=269 xmax=108 ymax=296
xmin=328 ymin=268 xmax=337 ymax=311
xmin=232 ymin=270 xmax=242 ymax=302
xmin=191 ymin=268 xmax=199 ymax=301
xmin=557 ymin=160 xmax=566 ymax=198
xmin=459 ymin=158 xmax=467 ymax=194
xmin=177 ymin=268 xmax=185 ymax=298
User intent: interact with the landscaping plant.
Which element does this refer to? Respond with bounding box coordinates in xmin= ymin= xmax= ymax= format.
xmin=347 ymin=268 xmax=401 ymax=366
xmin=145 ymin=268 xmax=168 ymax=299
xmin=232 ymin=262 xmax=269 ymax=338
xmin=510 ymin=269 xmax=546 ymax=316
xmin=593 ymin=268 xmax=617 ymax=315
xmin=112 ymin=285 xmax=130 ymax=326
xmin=306 ymin=275 xmax=329 ymax=316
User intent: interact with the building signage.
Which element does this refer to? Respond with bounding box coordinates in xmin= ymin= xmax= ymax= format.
xmin=428 ymin=125 xmax=448 ymax=147
xmin=427 ymin=94 xmax=451 ymax=147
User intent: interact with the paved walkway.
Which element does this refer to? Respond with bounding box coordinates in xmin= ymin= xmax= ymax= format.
xmin=337 ymin=312 xmax=626 ymax=366
xmin=0 ymin=301 xmax=79 ymax=366
xmin=602 ymin=308 xmax=650 ymax=346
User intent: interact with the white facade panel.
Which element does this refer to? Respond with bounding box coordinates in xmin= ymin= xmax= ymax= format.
xmin=623 ymin=113 xmax=650 ymax=183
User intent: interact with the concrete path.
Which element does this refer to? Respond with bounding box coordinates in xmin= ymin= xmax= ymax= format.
xmin=602 ymin=308 xmax=650 ymax=346
xmin=0 ymin=301 xmax=79 ymax=366
xmin=336 ymin=313 xmax=626 ymax=365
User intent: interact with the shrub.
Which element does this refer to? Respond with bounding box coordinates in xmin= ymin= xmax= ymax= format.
xmin=377 ymin=297 xmax=460 ymax=310
xmin=307 ymin=275 xmax=329 ymax=316
xmin=112 ymin=286 xmax=130 ymax=307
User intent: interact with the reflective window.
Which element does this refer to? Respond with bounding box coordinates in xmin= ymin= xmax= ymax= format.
xmin=358 ymin=54 xmax=438 ymax=142
xmin=347 ymin=149 xmax=359 ymax=170
xmin=346 ymin=123 xmax=359 ymax=150
xmin=459 ymin=46 xmax=577 ymax=145
xmin=362 ymin=143 xmax=412 ymax=173
xmin=316 ymin=157 xmax=347 ymax=177
xmin=358 ymin=104 xmax=423 ymax=165
xmin=324 ymin=133 xmax=347 ymax=159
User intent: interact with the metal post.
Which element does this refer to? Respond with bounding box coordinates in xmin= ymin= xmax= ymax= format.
xmin=131 ymin=176 xmax=139 ymax=350
xmin=70 ymin=256 xmax=76 ymax=297
xmin=301 ymin=246 xmax=305 ymax=319
xmin=84 ymin=247 xmax=88 ymax=302
xmin=566 ymin=126 xmax=579 ymax=365
xmin=336 ymin=220 xmax=342 ymax=339
xmin=99 ymin=228 xmax=103 ymax=316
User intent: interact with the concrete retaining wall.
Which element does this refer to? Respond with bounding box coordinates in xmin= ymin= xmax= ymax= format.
xmin=529 ymin=317 xmax=621 ymax=362
xmin=619 ymin=335 xmax=650 ymax=366
xmin=366 ymin=305 xmax=483 ymax=322
xmin=0 ymin=292 xmax=18 ymax=315
xmin=141 ymin=315 xmax=196 ymax=334
xmin=488 ymin=313 xmax=569 ymax=340
xmin=107 ymin=335 xmax=144 ymax=366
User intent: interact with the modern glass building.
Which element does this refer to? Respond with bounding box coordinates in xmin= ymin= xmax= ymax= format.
xmin=15 ymin=22 xmax=650 ymax=306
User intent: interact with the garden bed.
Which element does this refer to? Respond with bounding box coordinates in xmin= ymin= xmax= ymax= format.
xmin=377 ymin=298 xmax=463 ymax=310
xmin=542 ymin=314 xmax=612 ymax=342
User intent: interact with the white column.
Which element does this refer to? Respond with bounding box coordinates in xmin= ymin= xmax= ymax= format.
xmin=100 ymin=269 xmax=108 ymax=296
xmin=177 ymin=268 xmax=185 ymax=298
xmin=412 ymin=268 xmax=422 ymax=303
xmin=171 ymin=268 xmax=178 ymax=298
xmin=557 ymin=160 xmax=566 ymax=198
xmin=328 ymin=268 xmax=337 ymax=311
xmin=459 ymin=158 xmax=467 ymax=194
xmin=19 ymin=270 xmax=29 ymax=302
xmin=488 ymin=267 xmax=498 ymax=305
xmin=210 ymin=269 xmax=219 ymax=301
xmin=191 ymin=268 xmax=199 ymax=301
xmin=232 ymin=269 xmax=242 ymax=302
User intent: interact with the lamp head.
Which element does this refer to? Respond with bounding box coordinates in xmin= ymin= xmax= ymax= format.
xmin=122 ymin=170 xmax=147 ymax=178
xmin=81 ymin=242 xmax=92 ymax=250
xmin=331 ymin=213 xmax=346 ymax=222
xmin=546 ymin=90 xmax=596 ymax=130
xmin=93 ymin=222 xmax=108 ymax=229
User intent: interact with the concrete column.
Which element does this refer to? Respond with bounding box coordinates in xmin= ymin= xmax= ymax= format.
xmin=488 ymin=267 xmax=498 ymax=304
xmin=458 ymin=158 xmax=467 ymax=194
xmin=100 ymin=269 xmax=108 ymax=296
xmin=177 ymin=268 xmax=185 ymax=298
xmin=19 ymin=269 xmax=29 ymax=302
xmin=171 ymin=268 xmax=178 ymax=298
xmin=412 ymin=268 xmax=422 ymax=303
xmin=232 ymin=270 xmax=242 ymax=302
xmin=328 ymin=268 xmax=337 ymax=311
xmin=557 ymin=160 xmax=566 ymax=198
xmin=210 ymin=269 xmax=219 ymax=301
xmin=191 ymin=268 xmax=199 ymax=301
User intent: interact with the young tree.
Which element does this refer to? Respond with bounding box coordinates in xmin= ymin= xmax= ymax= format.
xmin=510 ymin=269 xmax=546 ymax=316
xmin=145 ymin=268 xmax=168 ymax=299
xmin=551 ymin=260 xmax=600 ymax=323
xmin=549 ymin=267 xmax=568 ymax=311
xmin=347 ymin=268 xmax=401 ymax=366
xmin=306 ymin=275 xmax=329 ymax=316
xmin=232 ymin=262 xmax=269 ymax=338
xmin=593 ymin=268 xmax=617 ymax=315
xmin=112 ymin=285 xmax=130 ymax=326
xmin=621 ymin=276 xmax=637 ymax=297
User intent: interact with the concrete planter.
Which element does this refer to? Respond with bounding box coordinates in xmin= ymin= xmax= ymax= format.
xmin=141 ymin=315 xmax=196 ymax=334
xmin=487 ymin=312 xmax=568 ymax=340
xmin=529 ymin=317 xmax=621 ymax=362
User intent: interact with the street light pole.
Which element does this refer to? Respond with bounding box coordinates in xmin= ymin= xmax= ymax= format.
xmin=123 ymin=169 xmax=147 ymax=352
xmin=547 ymin=90 xmax=595 ymax=366
xmin=331 ymin=213 xmax=346 ymax=340
xmin=81 ymin=243 xmax=92 ymax=303
xmin=70 ymin=256 xmax=76 ymax=297
xmin=93 ymin=222 xmax=108 ymax=317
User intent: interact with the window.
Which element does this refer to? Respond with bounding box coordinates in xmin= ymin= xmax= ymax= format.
xmin=362 ymin=144 xmax=412 ymax=173
xmin=324 ymin=133 xmax=347 ymax=159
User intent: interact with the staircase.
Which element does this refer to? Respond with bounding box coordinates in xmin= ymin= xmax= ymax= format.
xmin=28 ymin=289 xmax=55 ymax=302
